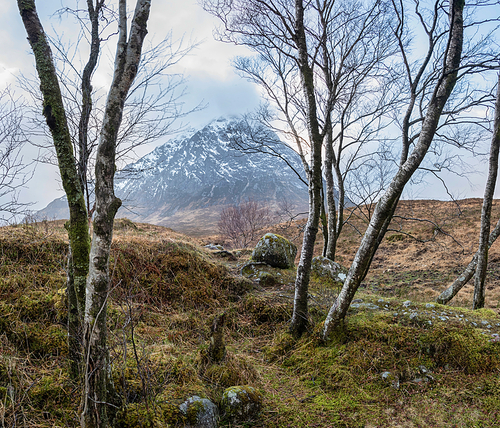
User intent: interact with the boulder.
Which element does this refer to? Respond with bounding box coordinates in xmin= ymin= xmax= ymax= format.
xmin=180 ymin=396 xmax=219 ymax=428
xmin=251 ymin=233 xmax=297 ymax=269
xmin=311 ymin=256 xmax=347 ymax=283
xmin=221 ymin=385 xmax=263 ymax=422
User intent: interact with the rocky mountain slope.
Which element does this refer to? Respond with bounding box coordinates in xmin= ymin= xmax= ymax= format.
xmin=37 ymin=117 xmax=309 ymax=234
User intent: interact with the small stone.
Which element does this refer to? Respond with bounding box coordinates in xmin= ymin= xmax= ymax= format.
xmin=425 ymin=303 xmax=435 ymax=309
xmin=221 ymin=386 xmax=263 ymax=422
xmin=353 ymin=299 xmax=363 ymax=303
xmin=428 ymin=320 xmax=432 ymax=326
xmin=409 ymin=312 xmax=418 ymax=320
xmin=381 ymin=371 xmax=392 ymax=380
xmin=180 ymin=396 xmax=218 ymax=428
xmin=403 ymin=300 xmax=412 ymax=308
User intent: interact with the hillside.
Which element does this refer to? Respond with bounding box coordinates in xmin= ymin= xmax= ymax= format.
xmin=1 ymin=199 xmax=500 ymax=427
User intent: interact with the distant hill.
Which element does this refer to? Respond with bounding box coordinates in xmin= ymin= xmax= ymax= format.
xmin=37 ymin=117 xmax=309 ymax=235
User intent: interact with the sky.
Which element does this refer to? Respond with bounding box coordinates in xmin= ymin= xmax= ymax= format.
xmin=0 ymin=0 xmax=262 ymax=212
xmin=0 ymin=0 xmax=496 ymax=216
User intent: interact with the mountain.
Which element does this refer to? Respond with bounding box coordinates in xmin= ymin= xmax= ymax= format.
xmin=37 ymin=117 xmax=309 ymax=235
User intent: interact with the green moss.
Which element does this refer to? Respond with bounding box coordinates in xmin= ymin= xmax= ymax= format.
xmin=221 ymin=385 xmax=263 ymax=422
xmin=114 ymin=402 xmax=185 ymax=428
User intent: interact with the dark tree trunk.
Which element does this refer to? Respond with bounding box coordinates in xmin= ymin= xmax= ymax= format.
xmin=324 ymin=129 xmax=338 ymax=261
xmin=17 ymin=0 xmax=91 ymax=379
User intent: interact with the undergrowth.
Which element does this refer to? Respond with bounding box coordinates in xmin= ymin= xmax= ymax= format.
xmin=0 ymin=218 xmax=499 ymax=427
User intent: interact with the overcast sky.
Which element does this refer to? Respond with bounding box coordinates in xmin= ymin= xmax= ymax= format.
xmin=0 ymin=0 xmax=495 ymax=215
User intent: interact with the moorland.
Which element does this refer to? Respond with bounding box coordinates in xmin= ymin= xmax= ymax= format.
xmin=1 ymin=198 xmax=499 ymax=427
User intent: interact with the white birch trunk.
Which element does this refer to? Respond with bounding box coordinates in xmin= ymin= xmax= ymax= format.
xmin=81 ymin=1 xmax=151 ymax=427
xmin=322 ymin=0 xmax=465 ymax=342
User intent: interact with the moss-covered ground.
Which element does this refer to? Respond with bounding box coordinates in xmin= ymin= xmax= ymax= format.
xmin=1 ymin=206 xmax=500 ymax=427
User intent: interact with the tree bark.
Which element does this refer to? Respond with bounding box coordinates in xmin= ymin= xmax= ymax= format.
xmin=289 ymin=0 xmax=324 ymax=338
xmin=437 ymin=217 xmax=500 ymax=305
xmin=324 ymin=128 xmax=338 ymax=261
xmin=17 ymin=0 xmax=91 ymax=378
xmin=81 ymin=1 xmax=151 ymax=426
xmin=322 ymin=0 xmax=464 ymax=342
xmin=473 ymin=72 xmax=500 ymax=309
xmin=78 ymin=0 xmax=104 ymax=210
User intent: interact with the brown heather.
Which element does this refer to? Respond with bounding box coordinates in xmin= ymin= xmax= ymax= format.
xmin=0 ymin=199 xmax=499 ymax=427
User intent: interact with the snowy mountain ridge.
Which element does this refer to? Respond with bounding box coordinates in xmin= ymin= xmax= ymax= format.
xmin=37 ymin=116 xmax=309 ymax=235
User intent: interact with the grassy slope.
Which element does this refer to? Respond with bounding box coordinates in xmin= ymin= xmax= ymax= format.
xmin=0 ymin=200 xmax=499 ymax=427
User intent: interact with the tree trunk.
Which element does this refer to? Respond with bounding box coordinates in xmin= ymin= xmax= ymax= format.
xmin=437 ymin=217 xmax=500 ymax=305
xmin=80 ymin=1 xmax=151 ymax=426
xmin=322 ymin=0 xmax=464 ymax=342
xmin=289 ymin=0 xmax=324 ymax=338
xmin=324 ymin=129 xmax=338 ymax=261
xmin=473 ymin=72 xmax=500 ymax=309
xmin=17 ymin=0 xmax=90 ymax=378
xmin=78 ymin=0 xmax=103 ymax=210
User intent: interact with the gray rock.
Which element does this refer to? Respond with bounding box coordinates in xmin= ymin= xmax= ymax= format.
xmin=425 ymin=303 xmax=435 ymax=309
xmin=311 ymin=256 xmax=348 ymax=283
xmin=381 ymin=371 xmax=399 ymax=389
xmin=205 ymin=244 xmax=224 ymax=251
xmin=251 ymin=233 xmax=297 ymax=269
xmin=221 ymin=386 xmax=263 ymax=422
xmin=403 ymin=300 xmax=412 ymax=308
xmin=180 ymin=395 xmax=219 ymax=428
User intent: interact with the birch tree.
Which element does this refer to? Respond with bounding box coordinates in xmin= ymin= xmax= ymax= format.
xmin=203 ymin=0 xmax=327 ymax=336
xmin=436 ymin=73 xmax=500 ymax=307
xmin=18 ymin=1 xmax=152 ymax=427
xmin=321 ymin=0 xmax=465 ymax=340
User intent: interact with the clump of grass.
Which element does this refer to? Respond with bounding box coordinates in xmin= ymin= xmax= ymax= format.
xmin=111 ymin=239 xmax=251 ymax=310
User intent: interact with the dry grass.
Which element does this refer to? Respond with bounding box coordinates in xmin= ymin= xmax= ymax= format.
xmin=1 ymin=200 xmax=500 ymax=426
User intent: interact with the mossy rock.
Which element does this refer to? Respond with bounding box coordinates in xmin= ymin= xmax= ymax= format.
xmin=241 ymin=262 xmax=280 ymax=287
xmin=251 ymin=233 xmax=297 ymax=269
xmin=311 ymin=256 xmax=347 ymax=284
xmin=179 ymin=395 xmax=219 ymax=427
xmin=221 ymin=385 xmax=263 ymax=422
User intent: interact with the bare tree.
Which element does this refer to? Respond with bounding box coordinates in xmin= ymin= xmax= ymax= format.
xmin=203 ymin=0 xmax=328 ymax=337
xmin=218 ymin=199 xmax=273 ymax=248
xmin=18 ymin=1 xmax=153 ymax=427
xmin=436 ymin=73 xmax=500 ymax=307
xmin=0 ymin=88 xmax=32 ymax=224
xmin=322 ymin=0 xmax=466 ymax=340
xmin=472 ymin=73 xmax=500 ymax=309
xmin=17 ymin=0 xmax=194 ymax=383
